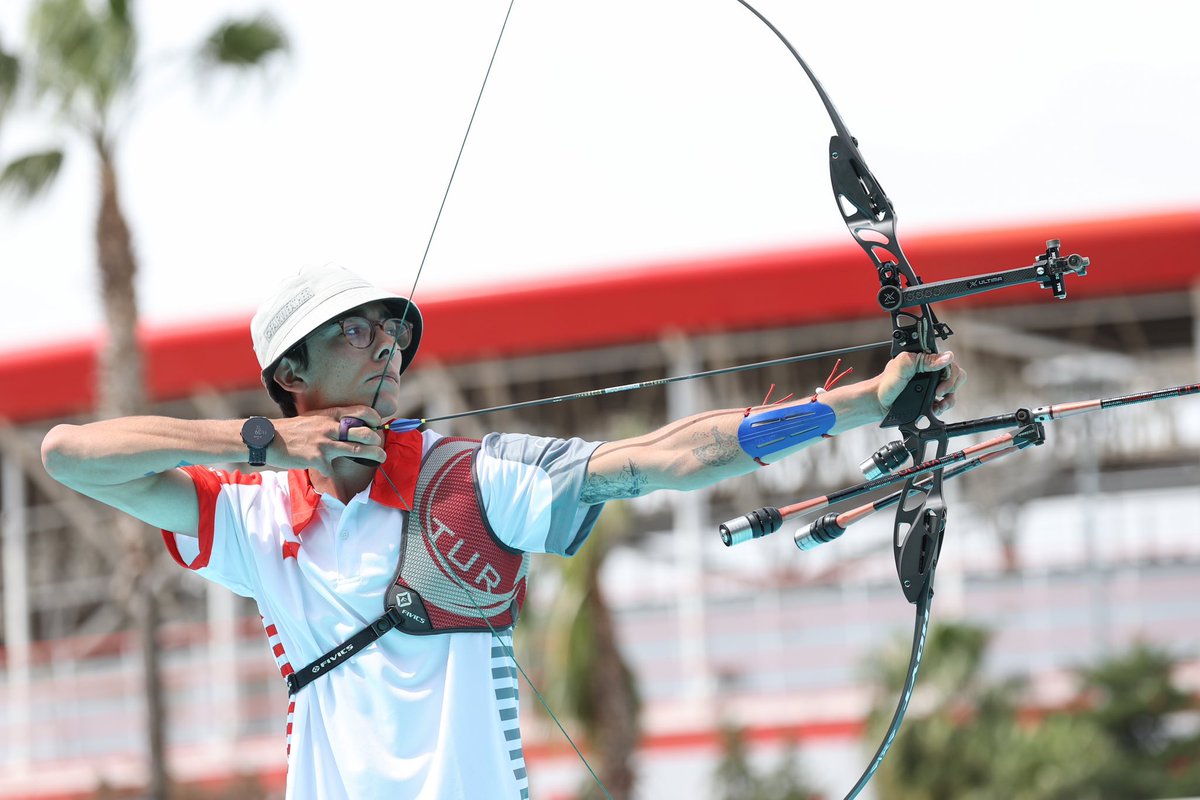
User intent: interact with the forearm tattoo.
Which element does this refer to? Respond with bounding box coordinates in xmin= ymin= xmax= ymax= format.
xmin=691 ymin=426 xmax=741 ymax=467
xmin=581 ymin=459 xmax=648 ymax=504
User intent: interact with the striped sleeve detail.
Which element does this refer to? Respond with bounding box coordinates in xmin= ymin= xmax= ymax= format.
xmin=261 ymin=619 xmax=295 ymax=679
xmin=491 ymin=631 xmax=529 ymax=799
xmin=285 ymin=699 xmax=296 ymax=758
xmin=260 ymin=616 xmax=297 ymax=757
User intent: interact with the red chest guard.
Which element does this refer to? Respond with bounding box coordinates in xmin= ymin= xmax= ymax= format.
xmin=286 ymin=436 xmax=531 ymax=694
xmin=385 ymin=436 xmax=530 ymax=634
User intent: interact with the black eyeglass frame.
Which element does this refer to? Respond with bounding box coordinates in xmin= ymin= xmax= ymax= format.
xmin=334 ymin=316 xmax=414 ymax=351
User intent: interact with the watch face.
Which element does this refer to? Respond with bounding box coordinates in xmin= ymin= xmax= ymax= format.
xmin=242 ymin=417 xmax=275 ymax=447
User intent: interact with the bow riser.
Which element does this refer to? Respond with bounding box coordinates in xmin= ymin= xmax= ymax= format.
xmin=826 ymin=124 xmax=952 ymax=603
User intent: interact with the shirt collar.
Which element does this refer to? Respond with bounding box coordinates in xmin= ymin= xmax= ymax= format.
xmin=288 ymin=428 xmax=423 ymax=535
xmin=369 ymin=428 xmax=423 ymax=510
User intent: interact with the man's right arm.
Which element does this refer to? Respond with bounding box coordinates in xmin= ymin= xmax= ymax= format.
xmin=42 ymin=417 xmax=254 ymax=537
xmin=41 ymin=409 xmax=387 ymax=538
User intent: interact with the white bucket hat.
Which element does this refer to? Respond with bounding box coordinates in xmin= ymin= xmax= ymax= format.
xmin=251 ymin=263 xmax=423 ymax=382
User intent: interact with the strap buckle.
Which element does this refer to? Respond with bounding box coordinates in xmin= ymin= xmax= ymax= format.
xmin=374 ymin=606 xmax=404 ymax=635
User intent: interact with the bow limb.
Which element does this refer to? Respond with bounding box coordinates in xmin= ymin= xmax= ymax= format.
xmin=729 ymin=0 xmax=951 ymax=587
xmin=730 ymin=3 xmax=949 ymax=798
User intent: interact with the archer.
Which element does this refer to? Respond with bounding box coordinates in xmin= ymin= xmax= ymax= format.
xmin=41 ymin=263 xmax=964 ymax=799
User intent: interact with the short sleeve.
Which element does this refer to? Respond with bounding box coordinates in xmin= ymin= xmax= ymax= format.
xmin=475 ymin=433 xmax=606 ymax=556
xmin=159 ymin=466 xmax=268 ymax=598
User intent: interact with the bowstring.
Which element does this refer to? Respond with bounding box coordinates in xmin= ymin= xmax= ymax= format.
xmin=379 ymin=454 xmax=613 ymax=797
xmin=371 ymin=0 xmax=518 ymax=412
xmin=429 ymin=534 xmax=616 ymax=800
xmin=368 ymin=3 xmax=614 ymax=796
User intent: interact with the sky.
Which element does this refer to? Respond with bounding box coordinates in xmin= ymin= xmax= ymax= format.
xmin=0 ymin=0 xmax=1198 ymax=356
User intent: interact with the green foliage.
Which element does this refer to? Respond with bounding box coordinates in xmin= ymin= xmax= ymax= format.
xmin=539 ymin=501 xmax=640 ymax=726
xmin=977 ymin=716 xmax=1116 ymax=800
xmin=27 ymin=0 xmax=136 ymax=128
xmin=107 ymin=0 xmax=129 ymax=26
xmin=2 ymin=2 xmax=290 ymax=207
xmin=760 ymin=741 xmax=817 ymax=800
xmin=199 ymin=15 xmax=289 ymax=69
xmin=864 ymin=621 xmax=991 ymax=699
xmin=712 ymin=725 xmax=818 ymax=800
xmin=864 ymin=623 xmax=1200 ymax=800
xmin=0 ymin=41 xmax=20 ymax=119
xmin=1074 ymin=643 xmax=1200 ymax=799
xmin=713 ymin=725 xmax=757 ymax=799
xmin=523 ymin=502 xmax=642 ymax=798
xmin=0 ymin=149 xmax=64 ymax=199
xmin=1079 ymin=642 xmax=1192 ymax=754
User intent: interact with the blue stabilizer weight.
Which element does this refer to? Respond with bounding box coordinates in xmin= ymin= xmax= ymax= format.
xmin=738 ymin=401 xmax=836 ymax=460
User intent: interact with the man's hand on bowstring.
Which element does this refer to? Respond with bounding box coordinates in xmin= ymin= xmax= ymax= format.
xmin=875 ymin=351 xmax=967 ymax=419
xmin=271 ymin=406 xmax=387 ymax=473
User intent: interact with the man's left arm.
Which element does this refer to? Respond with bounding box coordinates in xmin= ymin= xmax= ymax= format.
xmin=580 ymin=351 xmax=966 ymax=504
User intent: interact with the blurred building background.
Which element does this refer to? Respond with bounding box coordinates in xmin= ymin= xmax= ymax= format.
xmin=1 ymin=211 xmax=1198 ymax=798
xmin=1 ymin=1 xmax=1199 ymax=798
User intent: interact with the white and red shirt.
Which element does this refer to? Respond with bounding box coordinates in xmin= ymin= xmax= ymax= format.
xmin=161 ymin=429 xmax=604 ymax=800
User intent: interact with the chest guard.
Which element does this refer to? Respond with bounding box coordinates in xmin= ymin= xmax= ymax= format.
xmin=286 ymin=437 xmax=531 ymax=694
xmin=386 ymin=436 xmax=530 ymax=634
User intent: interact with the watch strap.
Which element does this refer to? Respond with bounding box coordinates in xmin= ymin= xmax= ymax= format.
xmin=247 ymin=445 xmax=267 ymax=467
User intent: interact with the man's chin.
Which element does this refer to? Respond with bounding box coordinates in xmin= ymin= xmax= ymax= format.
xmin=367 ymin=388 xmax=403 ymax=420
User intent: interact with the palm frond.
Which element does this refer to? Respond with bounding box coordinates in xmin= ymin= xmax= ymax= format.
xmin=0 ymin=150 xmax=65 ymax=202
xmin=107 ymin=0 xmax=129 ymax=27
xmin=0 ymin=42 xmax=20 ymax=120
xmin=27 ymin=0 xmax=137 ymax=124
xmin=199 ymin=14 xmax=289 ymax=69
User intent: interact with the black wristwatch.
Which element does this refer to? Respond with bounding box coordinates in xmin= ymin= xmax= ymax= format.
xmin=240 ymin=416 xmax=276 ymax=467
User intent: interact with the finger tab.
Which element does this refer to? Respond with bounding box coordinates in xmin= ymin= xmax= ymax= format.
xmin=339 ymin=416 xmax=366 ymax=442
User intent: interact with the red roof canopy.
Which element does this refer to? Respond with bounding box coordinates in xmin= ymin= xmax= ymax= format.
xmin=2 ymin=210 xmax=1196 ymax=424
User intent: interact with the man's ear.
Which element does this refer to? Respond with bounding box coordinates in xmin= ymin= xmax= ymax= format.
xmin=273 ymin=356 xmax=308 ymax=395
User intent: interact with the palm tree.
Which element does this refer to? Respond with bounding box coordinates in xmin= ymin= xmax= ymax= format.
xmin=1077 ymin=644 xmax=1200 ymax=798
xmin=861 ymin=623 xmax=1173 ymax=800
xmin=530 ymin=501 xmax=642 ymax=799
xmin=712 ymin=724 xmax=818 ymax=800
xmin=0 ymin=2 xmax=287 ymax=796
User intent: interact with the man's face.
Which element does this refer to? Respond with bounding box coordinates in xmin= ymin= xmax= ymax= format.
xmin=297 ymin=301 xmax=407 ymax=417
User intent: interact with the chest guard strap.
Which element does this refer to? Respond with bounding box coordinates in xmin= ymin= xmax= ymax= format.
xmin=287 ymin=437 xmax=530 ymax=695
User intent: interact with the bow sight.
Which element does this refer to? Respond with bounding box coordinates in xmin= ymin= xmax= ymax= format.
xmin=877 ymin=239 xmax=1090 ymax=314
